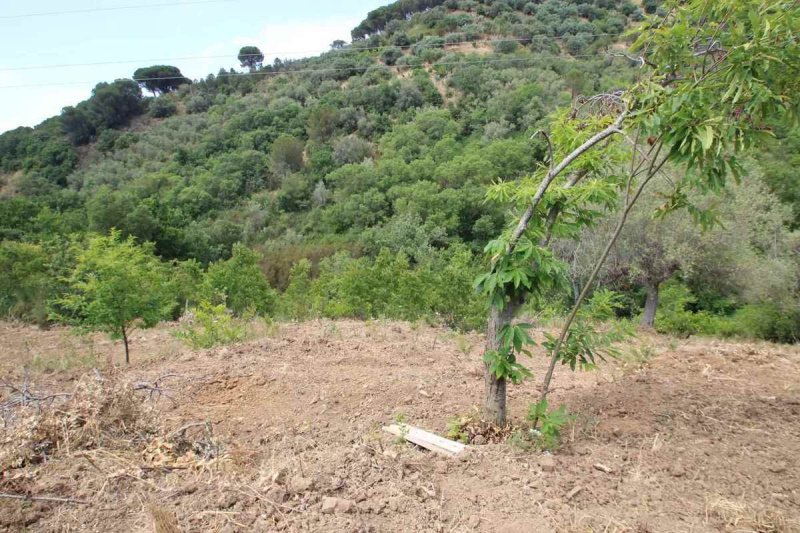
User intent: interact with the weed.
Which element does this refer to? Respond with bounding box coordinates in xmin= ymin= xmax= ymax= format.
xmin=446 ymin=416 xmax=471 ymax=444
xmin=620 ymin=343 xmax=656 ymax=371
xmin=527 ymin=399 xmax=574 ymax=451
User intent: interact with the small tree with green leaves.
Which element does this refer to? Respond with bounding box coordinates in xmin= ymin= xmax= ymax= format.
xmin=51 ymin=231 xmax=175 ymax=364
xmin=476 ymin=0 xmax=800 ymax=425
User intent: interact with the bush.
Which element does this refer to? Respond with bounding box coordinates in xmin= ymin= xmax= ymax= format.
xmin=333 ymin=135 xmax=372 ymax=165
xmin=186 ymin=94 xmax=212 ymax=114
xmin=273 ymin=246 xmax=484 ymax=330
xmin=493 ymin=40 xmax=519 ymax=54
xmin=654 ymin=281 xmax=717 ymax=338
xmin=718 ymin=304 xmax=800 ymax=343
xmin=0 ymin=241 xmax=52 ymax=324
xmin=381 ymin=47 xmax=403 ymax=66
xmin=175 ymin=300 xmax=250 ymax=348
xmin=148 ymin=97 xmax=177 ymax=118
xmin=202 ymin=243 xmax=276 ymax=316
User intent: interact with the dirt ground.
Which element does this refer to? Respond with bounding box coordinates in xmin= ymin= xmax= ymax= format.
xmin=0 ymin=319 xmax=798 ymax=532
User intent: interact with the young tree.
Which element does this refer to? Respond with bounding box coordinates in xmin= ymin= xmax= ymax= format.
xmin=202 ymin=243 xmax=276 ymax=316
xmin=132 ymin=65 xmax=190 ymax=95
xmin=52 ymin=231 xmax=175 ymax=364
xmin=476 ymin=0 xmax=800 ymax=425
xmin=238 ymin=46 xmax=265 ymax=70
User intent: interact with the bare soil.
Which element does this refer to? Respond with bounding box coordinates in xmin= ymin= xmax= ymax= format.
xmin=1 ymin=320 xmax=798 ymax=532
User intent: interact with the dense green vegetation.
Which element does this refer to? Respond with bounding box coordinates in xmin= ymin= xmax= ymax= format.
xmin=0 ymin=0 xmax=797 ymax=345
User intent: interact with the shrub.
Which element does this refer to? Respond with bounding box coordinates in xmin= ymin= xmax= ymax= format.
xmin=175 ymin=300 xmax=250 ymax=349
xmin=333 ymin=135 xmax=372 ymax=165
xmin=654 ymin=281 xmax=716 ymax=338
xmin=381 ymin=47 xmax=403 ymax=66
xmin=185 ymin=94 xmax=212 ymax=114
xmin=202 ymin=243 xmax=276 ymax=316
xmin=148 ymin=97 xmax=177 ymax=118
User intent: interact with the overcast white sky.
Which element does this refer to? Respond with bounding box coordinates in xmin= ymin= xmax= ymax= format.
xmin=0 ymin=0 xmax=387 ymax=133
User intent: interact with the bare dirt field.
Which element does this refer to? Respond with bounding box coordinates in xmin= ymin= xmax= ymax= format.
xmin=1 ymin=320 xmax=798 ymax=532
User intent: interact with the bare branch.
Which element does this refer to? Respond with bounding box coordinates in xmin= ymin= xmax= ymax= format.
xmin=507 ymin=107 xmax=628 ymax=252
xmin=0 ymin=492 xmax=89 ymax=505
xmin=530 ymin=130 xmax=554 ymax=173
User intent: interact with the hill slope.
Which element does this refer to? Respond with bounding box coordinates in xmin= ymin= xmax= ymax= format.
xmin=0 ymin=0 xmax=643 ymax=266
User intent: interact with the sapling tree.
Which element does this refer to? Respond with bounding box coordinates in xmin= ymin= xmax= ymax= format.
xmin=51 ymin=231 xmax=175 ymax=364
xmin=476 ymin=0 xmax=800 ymax=425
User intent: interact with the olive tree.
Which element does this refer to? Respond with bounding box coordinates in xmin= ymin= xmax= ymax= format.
xmin=476 ymin=0 xmax=800 ymax=425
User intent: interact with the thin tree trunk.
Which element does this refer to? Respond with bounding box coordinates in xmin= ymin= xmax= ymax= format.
xmin=640 ymin=282 xmax=660 ymax=328
xmin=537 ymin=150 xmax=666 ymax=408
xmin=483 ymin=302 xmax=516 ymax=425
xmin=481 ymin=110 xmax=627 ymax=426
xmin=122 ymin=327 xmax=130 ymax=365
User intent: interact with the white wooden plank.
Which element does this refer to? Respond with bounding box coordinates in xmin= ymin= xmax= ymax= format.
xmin=382 ymin=424 xmax=466 ymax=456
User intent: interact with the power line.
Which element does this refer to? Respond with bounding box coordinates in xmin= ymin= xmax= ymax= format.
xmin=0 ymin=0 xmax=237 ymax=20
xmin=0 ymin=53 xmax=624 ymax=89
xmin=0 ymin=34 xmax=625 ymax=72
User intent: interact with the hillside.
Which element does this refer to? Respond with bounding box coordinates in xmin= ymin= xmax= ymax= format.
xmin=0 ymin=0 xmax=642 ymax=265
xmin=0 ymin=2 xmax=798 ymax=333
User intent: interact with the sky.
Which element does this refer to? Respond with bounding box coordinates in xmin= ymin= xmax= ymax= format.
xmin=0 ymin=0 xmax=388 ymax=133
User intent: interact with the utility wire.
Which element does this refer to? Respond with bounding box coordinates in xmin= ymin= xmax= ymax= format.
xmin=0 ymin=0 xmax=237 ymax=20
xmin=0 ymin=53 xmax=624 ymax=89
xmin=0 ymin=34 xmax=625 ymax=72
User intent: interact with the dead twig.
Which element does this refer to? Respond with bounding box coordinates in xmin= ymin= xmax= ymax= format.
xmin=0 ymin=492 xmax=89 ymax=505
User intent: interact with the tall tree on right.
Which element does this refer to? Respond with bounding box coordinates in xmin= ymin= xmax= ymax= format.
xmin=475 ymin=0 xmax=800 ymax=425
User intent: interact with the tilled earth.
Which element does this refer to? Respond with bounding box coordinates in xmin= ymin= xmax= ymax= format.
xmin=0 ymin=320 xmax=798 ymax=532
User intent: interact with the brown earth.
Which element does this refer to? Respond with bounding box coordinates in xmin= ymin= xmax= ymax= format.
xmin=0 ymin=319 xmax=798 ymax=532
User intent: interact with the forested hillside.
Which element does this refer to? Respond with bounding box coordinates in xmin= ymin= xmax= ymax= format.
xmin=1 ymin=0 xmax=798 ymax=342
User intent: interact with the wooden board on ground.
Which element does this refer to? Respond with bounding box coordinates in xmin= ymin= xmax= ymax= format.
xmin=383 ymin=423 xmax=466 ymax=456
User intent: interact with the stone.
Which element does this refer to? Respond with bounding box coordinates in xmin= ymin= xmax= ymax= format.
xmin=321 ymin=497 xmax=338 ymax=514
xmin=670 ymin=464 xmax=686 ymax=477
xmin=593 ymin=463 xmax=613 ymax=474
xmin=472 ymin=434 xmax=487 ymax=445
xmin=270 ymin=467 xmax=288 ymax=485
xmin=321 ymin=497 xmax=356 ymax=514
xmin=768 ymin=462 xmax=788 ymax=474
xmin=265 ymin=486 xmax=286 ymax=504
xmin=540 ymin=455 xmax=556 ymax=472
xmin=566 ymin=486 xmax=583 ymax=501
xmin=289 ymin=475 xmax=314 ymax=493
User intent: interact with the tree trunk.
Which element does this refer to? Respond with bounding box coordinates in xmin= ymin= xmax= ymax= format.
xmin=484 ymin=302 xmax=516 ymax=425
xmin=640 ymin=282 xmax=660 ymax=329
xmin=122 ymin=327 xmax=130 ymax=365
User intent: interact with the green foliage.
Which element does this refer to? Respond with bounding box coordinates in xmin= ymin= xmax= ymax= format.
xmin=51 ymin=231 xmax=175 ymax=362
xmin=653 ymin=280 xmax=714 ymax=338
xmin=174 ymin=300 xmax=250 ymax=348
xmin=446 ymin=416 xmax=471 ymax=443
xmin=133 ymin=65 xmax=190 ymax=95
xmin=148 ymin=97 xmax=177 ymax=118
xmin=526 ymin=399 xmax=573 ymax=450
xmin=544 ymin=290 xmax=632 ymax=371
xmin=271 ymin=134 xmax=305 ymax=176
xmin=0 ymin=241 xmax=53 ymax=324
xmin=201 ymin=243 xmax=276 ymax=316
xmin=61 ymin=80 xmax=144 ymax=145
xmin=238 ymin=46 xmax=265 ymax=69
xmin=0 ymin=0 xmax=795 ymax=353
xmin=655 ymin=281 xmax=800 ymax=343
